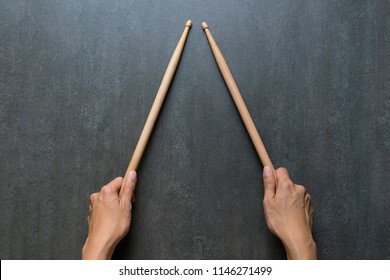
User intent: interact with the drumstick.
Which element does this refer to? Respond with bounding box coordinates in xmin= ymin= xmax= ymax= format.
xmin=202 ymin=22 xmax=274 ymax=169
xmin=122 ymin=20 xmax=192 ymax=188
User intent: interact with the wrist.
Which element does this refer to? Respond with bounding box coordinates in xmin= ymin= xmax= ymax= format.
xmin=284 ymin=238 xmax=317 ymax=260
xmin=82 ymin=236 xmax=116 ymax=260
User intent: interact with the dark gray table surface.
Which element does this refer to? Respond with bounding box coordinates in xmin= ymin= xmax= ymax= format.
xmin=1 ymin=0 xmax=389 ymax=259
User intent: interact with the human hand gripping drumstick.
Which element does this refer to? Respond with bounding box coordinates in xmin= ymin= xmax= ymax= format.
xmin=202 ymin=22 xmax=316 ymax=259
xmin=82 ymin=21 xmax=192 ymax=259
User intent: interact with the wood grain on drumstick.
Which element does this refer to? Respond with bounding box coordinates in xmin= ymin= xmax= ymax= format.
xmin=202 ymin=22 xmax=274 ymax=169
xmin=122 ymin=20 xmax=192 ymax=191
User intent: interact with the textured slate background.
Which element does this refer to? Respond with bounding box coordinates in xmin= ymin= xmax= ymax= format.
xmin=0 ymin=0 xmax=389 ymax=259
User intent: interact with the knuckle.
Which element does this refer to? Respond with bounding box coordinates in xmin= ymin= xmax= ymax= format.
xmin=295 ymin=185 xmax=307 ymax=196
xmin=280 ymin=178 xmax=293 ymax=189
xmin=113 ymin=177 xmax=123 ymax=186
xmin=277 ymin=167 xmax=287 ymax=173
xmin=295 ymin=184 xmax=306 ymax=193
xmin=276 ymin=167 xmax=290 ymax=181
xmin=263 ymin=181 xmax=273 ymax=189
xmin=101 ymin=185 xmax=111 ymax=193
xmin=263 ymin=197 xmax=272 ymax=208
xmin=89 ymin=193 xmax=97 ymax=201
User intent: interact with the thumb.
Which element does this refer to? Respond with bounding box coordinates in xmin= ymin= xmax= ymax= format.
xmin=263 ymin=166 xmax=276 ymax=200
xmin=120 ymin=171 xmax=137 ymax=205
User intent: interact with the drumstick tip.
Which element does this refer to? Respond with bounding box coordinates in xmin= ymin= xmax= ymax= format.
xmin=201 ymin=22 xmax=209 ymax=30
xmin=186 ymin=20 xmax=192 ymax=28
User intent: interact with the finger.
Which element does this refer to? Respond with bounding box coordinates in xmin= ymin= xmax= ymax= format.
xmin=275 ymin=167 xmax=295 ymax=193
xmin=102 ymin=177 xmax=123 ymax=194
xmin=89 ymin=193 xmax=98 ymax=204
xmin=310 ymin=205 xmax=314 ymax=230
xmin=263 ymin=166 xmax=276 ymax=200
xmin=305 ymin=193 xmax=311 ymax=207
xmin=305 ymin=193 xmax=314 ymax=230
xmin=306 ymin=193 xmax=314 ymax=213
xmin=275 ymin=167 xmax=289 ymax=180
xmin=120 ymin=171 xmax=137 ymax=205
xmin=294 ymin=184 xmax=307 ymax=197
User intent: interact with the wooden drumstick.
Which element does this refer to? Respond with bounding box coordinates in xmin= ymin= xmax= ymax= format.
xmin=202 ymin=22 xmax=274 ymax=169
xmin=122 ymin=20 xmax=192 ymax=187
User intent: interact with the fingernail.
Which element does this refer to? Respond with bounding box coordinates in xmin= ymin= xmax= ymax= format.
xmin=129 ymin=171 xmax=137 ymax=180
xmin=263 ymin=166 xmax=272 ymax=177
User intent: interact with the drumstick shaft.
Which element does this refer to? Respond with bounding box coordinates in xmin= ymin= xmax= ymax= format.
xmin=124 ymin=20 xmax=192 ymax=180
xmin=202 ymin=22 xmax=273 ymax=169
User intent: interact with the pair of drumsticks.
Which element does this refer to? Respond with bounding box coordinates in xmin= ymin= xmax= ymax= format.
xmin=122 ymin=20 xmax=273 ymax=190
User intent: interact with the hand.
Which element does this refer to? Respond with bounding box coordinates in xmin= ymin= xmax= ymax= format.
xmin=262 ymin=166 xmax=317 ymax=260
xmin=82 ymin=171 xmax=137 ymax=259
